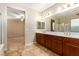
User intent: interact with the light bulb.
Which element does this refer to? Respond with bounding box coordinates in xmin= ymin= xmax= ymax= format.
xmin=21 ymin=18 xmax=24 ymax=22
xmin=20 ymin=16 xmax=24 ymax=22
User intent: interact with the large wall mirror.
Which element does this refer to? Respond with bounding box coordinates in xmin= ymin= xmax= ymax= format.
xmin=50 ymin=5 xmax=79 ymax=32
xmin=51 ymin=16 xmax=79 ymax=32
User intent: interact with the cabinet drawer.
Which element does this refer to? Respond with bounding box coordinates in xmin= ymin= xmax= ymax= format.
xmin=63 ymin=43 xmax=79 ymax=56
xmin=63 ymin=38 xmax=79 ymax=47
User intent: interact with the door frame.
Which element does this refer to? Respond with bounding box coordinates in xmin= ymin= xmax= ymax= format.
xmin=6 ymin=5 xmax=27 ymax=49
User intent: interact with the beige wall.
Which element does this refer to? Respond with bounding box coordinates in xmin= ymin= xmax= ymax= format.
xmin=7 ymin=19 xmax=25 ymax=38
xmin=25 ymin=8 xmax=40 ymax=44
xmin=0 ymin=4 xmax=42 ymax=48
xmin=6 ymin=4 xmax=41 ymax=44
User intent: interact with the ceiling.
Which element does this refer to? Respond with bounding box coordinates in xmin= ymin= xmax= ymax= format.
xmin=6 ymin=3 xmax=56 ymax=12
xmin=7 ymin=3 xmax=79 ymax=19
xmin=6 ymin=3 xmax=56 ymax=19
xmin=7 ymin=7 xmax=25 ymax=19
xmin=23 ymin=3 xmax=55 ymax=12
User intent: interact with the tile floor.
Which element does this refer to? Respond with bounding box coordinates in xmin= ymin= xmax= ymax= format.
xmin=5 ymin=36 xmax=25 ymax=56
xmin=4 ymin=44 xmax=58 ymax=56
xmin=7 ymin=36 xmax=25 ymax=49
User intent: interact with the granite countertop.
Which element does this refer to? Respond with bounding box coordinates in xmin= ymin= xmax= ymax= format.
xmin=37 ymin=31 xmax=79 ymax=39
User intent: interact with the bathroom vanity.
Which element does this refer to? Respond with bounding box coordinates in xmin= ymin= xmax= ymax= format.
xmin=36 ymin=32 xmax=79 ymax=56
xmin=36 ymin=3 xmax=79 ymax=56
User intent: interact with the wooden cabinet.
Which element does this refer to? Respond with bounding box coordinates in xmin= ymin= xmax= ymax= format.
xmin=63 ymin=37 xmax=79 ymax=56
xmin=52 ymin=39 xmax=58 ymax=53
xmin=63 ymin=43 xmax=79 ymax=56
xmin=57 ymin=39 xmax=63 ymax=55
xmin=51 ymin=35 xmax=63 ymax=55
xmin=36 ymin=33 xmax=79 ymax=56
xmin=44 ymin=34 xmax=63 ymax=55
xmin=36 ymin=33 xmax=63 ymax=55
xmin=45 ymin=34 xmax=52 ymax=50
xmin=36 ymin=33 xmax=45 ymax=46
xmin=36 ymin=33 xmax=41 ymax=44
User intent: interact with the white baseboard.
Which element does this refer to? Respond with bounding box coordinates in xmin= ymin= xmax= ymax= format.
xmin=25 ymin=42 xmax=37 ymax=46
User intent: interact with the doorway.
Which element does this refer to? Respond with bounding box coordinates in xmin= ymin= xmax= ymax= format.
xmin=7 ymin=7 xmax=25 ymax=50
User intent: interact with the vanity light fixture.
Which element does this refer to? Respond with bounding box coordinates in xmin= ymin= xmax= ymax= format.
xmin=20 ymin=15 xmax=24 ymax=22
xmin=63 ymin=4 xmax=68 ymax=9
xmin=21 ymin=18 xmax=24 ymax=21
xmin=57 ymin=7 xmax=62 ymax=11
xmin=69 ymin=3 xmax=75 ymax=6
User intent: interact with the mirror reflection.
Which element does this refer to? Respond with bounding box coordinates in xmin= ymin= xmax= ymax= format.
xmin=51 ymin=7 xmax=79 ymax=32
xmin=71 ymin=18 xmax=79 ymax=32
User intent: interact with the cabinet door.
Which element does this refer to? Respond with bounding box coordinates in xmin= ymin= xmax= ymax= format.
xmin=63 ymin=43 xmax=79 ymax=56
xmin=52 ymin=39 xmax=62 ymax=55
xmin=51 ymin=35 xmax=58 ymax=53
xmin=51 ymin=36 xmax=63 ymax=55
xmin=36 ymin=33 xmax=40 ymax=44
xmin=36 ymin=33 xmax=43 ymax=44
xmin=36 ymin=33 xmax=45 ymax=46
xmin=57 ymin=40 xmax=63 ymax=55
xmin=45 ymin=35 xmax=52 ymax=50
xmin=40 ymin=34 xmax=45 ymax=46
xmin=53 ymin=39 xmax=58 ymax=52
